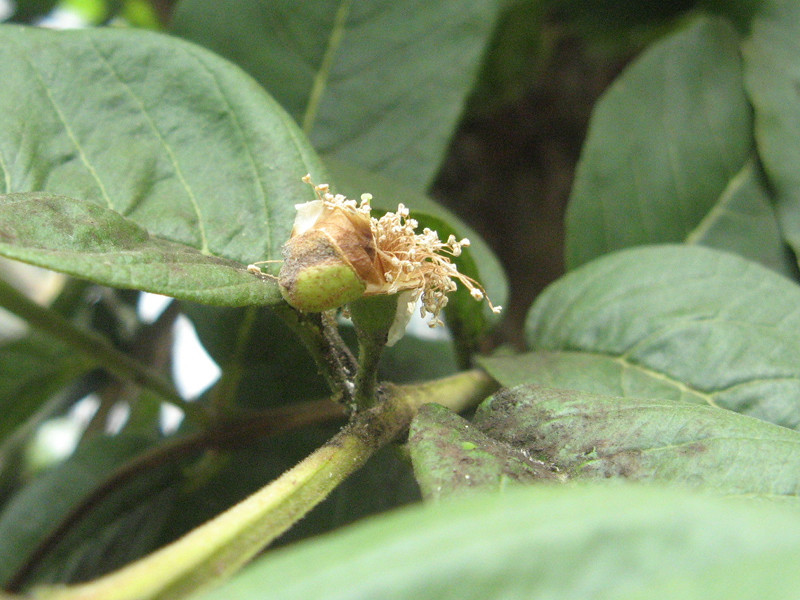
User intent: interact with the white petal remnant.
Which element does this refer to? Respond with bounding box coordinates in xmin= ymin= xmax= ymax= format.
xmin=386 ymin=290 xmax=418 ymax=346
xmin=287 ymin=175 xmax=501 ymax=335
xmin=291 ymin=200 xmax=326 ymax=236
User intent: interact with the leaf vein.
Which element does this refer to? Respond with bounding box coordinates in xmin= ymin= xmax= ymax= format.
xmin=637 ymin=436 xmax=800 ymax=454
xmin=14 ymin=37 xmax=113 ymax=209
xmin=595 ymin=352 xmax=715 ymax=406
xmin=87 ymin=36 xmax=210 ymax=254
xmin=190 ymin=48 xmax=272 ymax=256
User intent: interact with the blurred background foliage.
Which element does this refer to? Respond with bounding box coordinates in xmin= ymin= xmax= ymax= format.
xmin=0 ymin=0 xmax=760 ymax=588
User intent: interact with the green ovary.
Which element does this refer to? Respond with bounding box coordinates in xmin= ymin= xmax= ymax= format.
xmin=281 ymin=261 xmax=366 ymax=312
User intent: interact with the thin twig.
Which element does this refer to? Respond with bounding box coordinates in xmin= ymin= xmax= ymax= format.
xmin=352 ymin=338 xmax=383 ymax=411
xmin=0 ymin=278 xmax=187 ymax=411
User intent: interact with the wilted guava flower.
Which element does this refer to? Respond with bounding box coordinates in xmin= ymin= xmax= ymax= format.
xmin=258 ymin=175 xmax=500 ymax=345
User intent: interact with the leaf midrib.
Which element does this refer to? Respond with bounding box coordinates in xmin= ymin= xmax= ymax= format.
xmin=12 ymin=34 xmax=113 ymax=210
xmin=301 ymin=0 xmax=353 ymax=135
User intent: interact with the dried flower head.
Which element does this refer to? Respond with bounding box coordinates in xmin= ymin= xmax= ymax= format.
xmin=272 ymin=175 xmax=500 ymax=342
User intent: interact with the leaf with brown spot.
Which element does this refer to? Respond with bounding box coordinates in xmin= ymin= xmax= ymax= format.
xmin=473 ymin=384 xmax=800 ymax=503
xmin=407 ymin=403 xmax=560 ymax=501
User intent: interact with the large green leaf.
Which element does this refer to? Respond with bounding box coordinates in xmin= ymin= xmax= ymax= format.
xmin=742 ymin=1 xmax=800 ymax=266
xmin=480 ymin=349 xmax=710 ymax=403
xmin=171 ymin=0 xmax=503 ymax=190
xmin=511 ymin=245 xmax=800 ymax=429
xmin=0 ymin=24 xmax=324 ymax=266
xmin=195 ymin=484 xmax=800 ymax=600
xmin=474 ymin=385 xmax=800 ymax=501
xmin=565 ymin=16 xmax=755 ymax=269
xmin=0 ymin=194 xmax=280 ymax=306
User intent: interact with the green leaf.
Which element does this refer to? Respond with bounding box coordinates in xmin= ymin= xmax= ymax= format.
xmin=0 ymin=24 xmax=324 ymax=266
xmin=686 ymin=158 xmax=795 ymax=277
xmin=171 ymin=0 xmax=504 ymax=190
xmin=521 ymin=245 xmax=800 ymax=429
xmin=475 ymin=384 xmax=800 ymax=501
xmin=327 ymin=159 xmax=508 ymax=359
xmin=378 ymin=334 xmax=458 ymax=384
xmin=408 ymin=403 xmax=559 ymax=500
xmin=194 ymin=484 xmax=800 ymax=600
xmin=479 ymin=350 xmax=710 ymax=404
xmin=0 ymin=193 xmax=280 ymax=306
xmin=565 ymin=16 xmax=754 ymax=269
xmin=742 ymin=1 xmax=800 ymax=266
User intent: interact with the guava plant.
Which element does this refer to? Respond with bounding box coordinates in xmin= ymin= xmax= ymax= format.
xmin=1 ymin=2 xmax=800 ymax=600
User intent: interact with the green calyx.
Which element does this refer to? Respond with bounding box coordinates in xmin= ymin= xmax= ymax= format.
xmin=279 ymin=230 xmax=367 ymax=312
xmin=281 ymin=261 xmax=366 ymax=312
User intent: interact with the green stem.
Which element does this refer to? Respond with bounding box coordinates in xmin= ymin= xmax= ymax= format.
xmin=347 ymin=295 xmax=399 ymax=411
xmin=0 ymin=277 xmax=189 ymax=413
xmin=271 ymin=303 xmax=357 ymax=404
xmin=353 ymin=338 xmax=383 ymax=411
xmin=33 ymin=370 xmax=498 ymax=600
